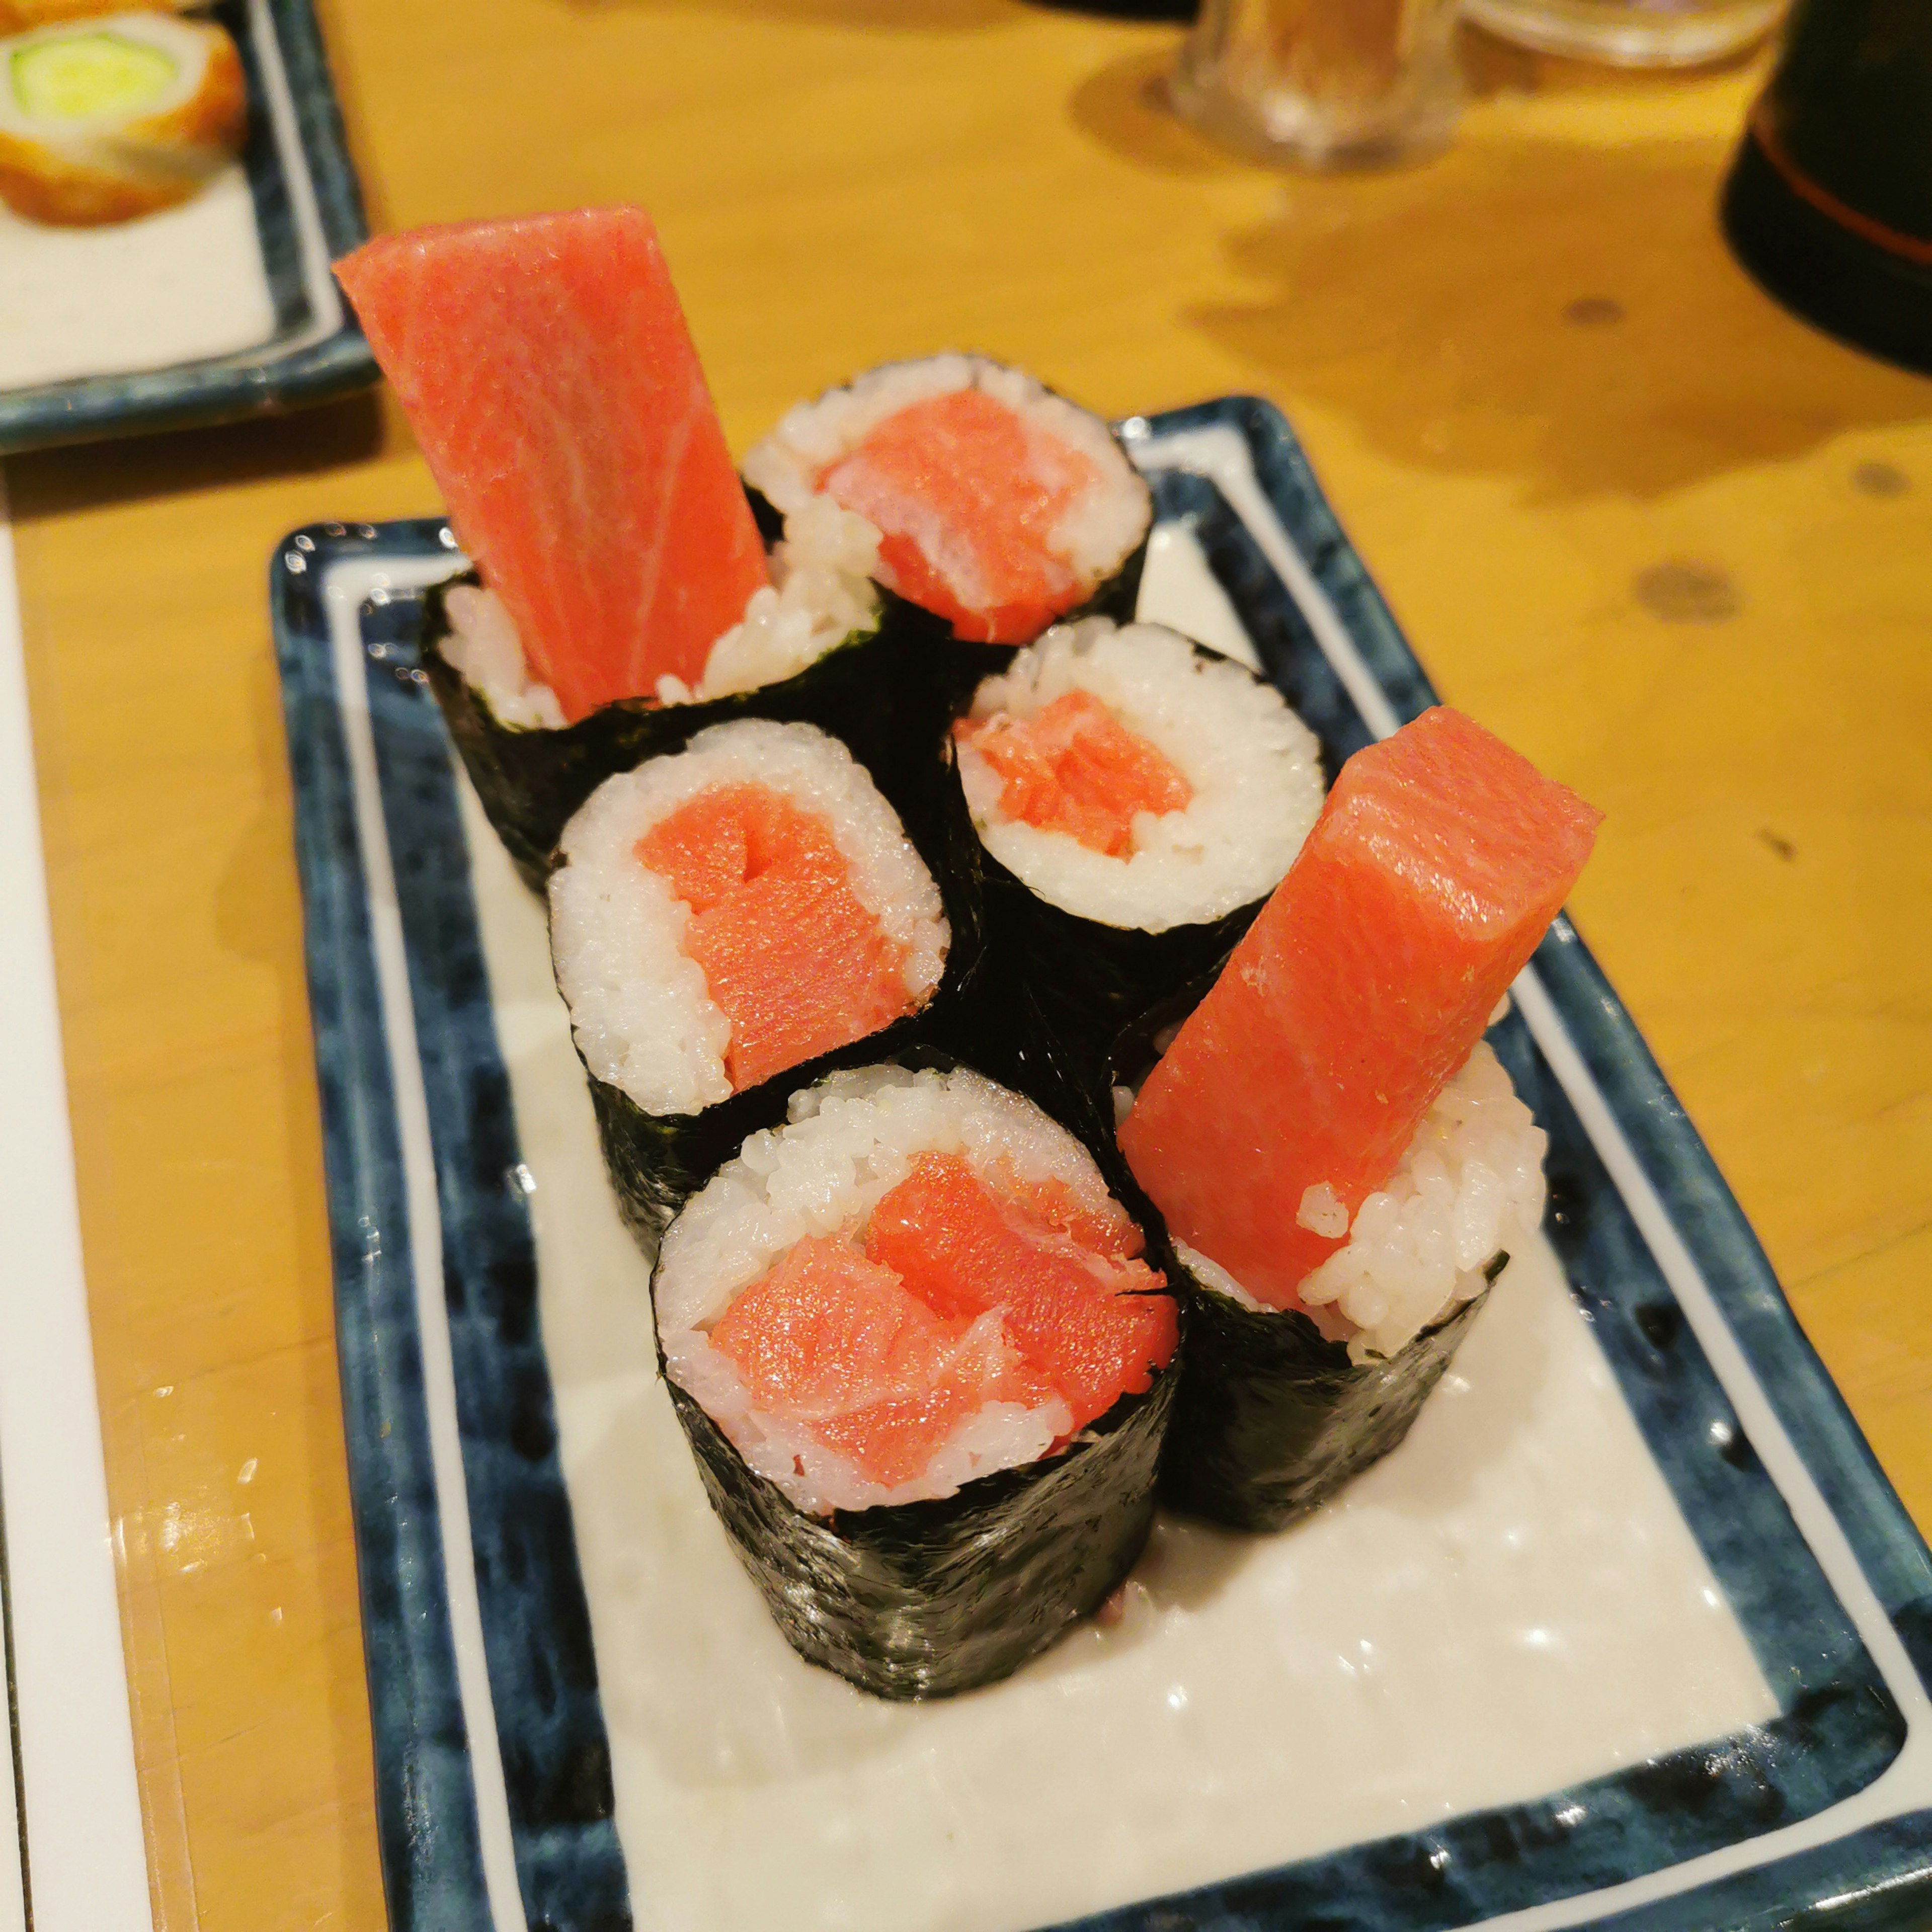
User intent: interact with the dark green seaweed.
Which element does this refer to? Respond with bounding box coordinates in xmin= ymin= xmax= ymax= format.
xmin=1157 ymin=1260 xmax=1497 ymax=1533
xmin=650 ymin=1034 xmax=1184 ymax=1699
xmin=976 ymin=853 xmax=1259 ymax=1064
xmin=581 ymin=738 xmax=992 ymax=1245
xmin=418 ymin=569 xmax=973 ymax=894
xmin=663 ymin=1368 xmax=1175 ymax=1700
xmin=1066 ymin=530 xmax=1148 ymax=633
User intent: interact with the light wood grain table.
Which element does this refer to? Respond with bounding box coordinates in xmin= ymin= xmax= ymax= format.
xmin=8 ymin=2 xmax=1931 ymax=1924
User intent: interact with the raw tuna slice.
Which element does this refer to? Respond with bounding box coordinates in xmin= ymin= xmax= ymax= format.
xmin=957 ymin=688 xmax=1192 ymax=856
xmin=863 ymin=1153 xmax=1176 ymax=1429
xmin=634 ymin=782 xmax=914 ymax=1094
xmin=818 ymin=387 xmax=1101 ymax=645
xmin=334 ymin=207 xmax=768 ymax=723
xmin=708 ymin=1238 xmax=1039 ymax=1489
xmin=1119 ymin=706 xmax=1601 ymax=1311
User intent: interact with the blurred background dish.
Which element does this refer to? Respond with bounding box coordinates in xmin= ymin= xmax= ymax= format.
xmin=1460 ymin=0 xmax=1787 ymax=68
xmin=0 ymin=11 xmax=246 ymax=227
xmin=0 ymin=0 xmax=373 ymax=452
xmin=0 ymin=0 xmax=194 ymax=26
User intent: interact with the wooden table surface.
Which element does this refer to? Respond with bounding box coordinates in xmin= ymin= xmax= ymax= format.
xmin=9 ymin=2 xmax=1932 ymax=1924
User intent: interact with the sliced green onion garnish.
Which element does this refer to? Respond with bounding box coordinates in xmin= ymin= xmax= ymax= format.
xmin=11 ymin=34 xmax=177 ymax=123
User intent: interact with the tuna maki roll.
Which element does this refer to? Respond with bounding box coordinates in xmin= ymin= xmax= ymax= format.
xmin=653 ymin=1062 xmax=1180 ymax=1699
xmin=1119 ymin=707 xmax=1601 ymax=1531
xmin=335 ymin=208 xmax=956 ymax=890
xmin=417 ymin=498 xmax=907 ymax=889
xmin=550 ymin=718 xmax=977 ymax=1237
xmin=743 ymin=354 xmax=1154 ymax=651
xmin=954 ymin=617 xmax=1324 ymax=1055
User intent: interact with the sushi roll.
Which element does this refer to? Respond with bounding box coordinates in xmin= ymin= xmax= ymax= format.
xmin=953 ymin=616 xmax=1325 ymax=1054
xmin=0 ymin=11 xmax=245 ymax=227
xmin=1119 ymin=707 xmax=1601 ymax=1530
xmin=416 ymin=496 xmax=928 ymax=890
xmin=743 ymin=354 xmax=1154 ymax=650
xmin=335 ymin=209 xmax=958 ymax=891
xmin=550 ymin=719 xmax=980 ymax=1238
xmin=653 ymin=1061 xmax=1180 ymax=1699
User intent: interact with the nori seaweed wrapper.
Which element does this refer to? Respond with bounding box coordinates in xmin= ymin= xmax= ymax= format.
xmin=954 ymin=638 xmax=1299 ymax=1060
xmin=665 ymin=1369 xmax=1174 ymax=1700
xmin=1060 ymin=527 xmax=1148 ymax=634
xmin=578 ymin=738 xmax=992 ymax=1246
xmin=974 ymin=850 xmax=1259 ymax=1064
xmin=652 ymin=1038 xmax=1184 ymax=1700
xmin=418 ymin=564 xmax=975 ymax=895
xmin=1156 ymin=1260 xmax=1498 ymax=1534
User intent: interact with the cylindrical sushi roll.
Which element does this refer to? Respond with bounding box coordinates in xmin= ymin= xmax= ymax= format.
xmin=953 ymin=616 xmax=1324 ymax=1053
xmin=653 ymin=1061 xmax=1180 ymax=1699
xmin=742 ymin=354 xmax=1155 ymax=654
xmin=0 ymin=11 xmax=245 ymax=227
xmin=334 ymin=210 xmax=964 ymax=891
xmin=1159 ymin=1042 xmax=1537 ymax=1527
xmin=1118 ymin=707 xmax=1602 ymax=1531
xmin=417 ymin=497 xmax=950 ymax=890
xmin=551 ymin=718 xmax=983 ymax=1238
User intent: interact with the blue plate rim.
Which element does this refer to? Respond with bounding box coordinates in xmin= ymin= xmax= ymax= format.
xmin=269 ymin=400 xmax=1932 ymax=1932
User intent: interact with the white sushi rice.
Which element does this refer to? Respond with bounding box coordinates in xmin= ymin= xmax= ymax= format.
xmin=437 ymin=500 xmax=882 ymax=725
xmin=1177 ymin=1041 xmax=1548 ymax=1364
xmin=664 ymin=497 xmax=882 ymax=704
xmin=956 ymin=617 xmax=1325 ymax=931
xmin=657 ymin=1064 xmax=1144 ymax=1515
xmin=441 ymin=582 xmax=567 ymax=730
xmin=549 ymin=721 xmax=949 ymax=1118
xmin=741 ymin=353 xmax=1153 ymax=600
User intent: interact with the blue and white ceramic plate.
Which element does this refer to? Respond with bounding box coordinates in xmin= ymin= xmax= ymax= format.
xmin=272 ymin=398 xmax=1932 ymax=1932
xmin=0 ymin=0 xmax=372 ymax=454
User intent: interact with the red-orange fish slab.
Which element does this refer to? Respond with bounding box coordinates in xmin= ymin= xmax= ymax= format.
xmin=1120 ymin=706 xmax=1601 ymax=1311
xmin=959 ymin=689 xmax=1192 ymax=856
xmin=336 ymin=207 xmax=768 ymax=723
xmin=636 ymin=783 xmax=915 ymax=1095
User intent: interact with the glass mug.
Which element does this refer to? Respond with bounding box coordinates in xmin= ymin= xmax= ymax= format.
xmin=1459 ymin=0 xmax=1787 ymax=67
xmin=1170 ymin=0 xmax=1463 ymax=170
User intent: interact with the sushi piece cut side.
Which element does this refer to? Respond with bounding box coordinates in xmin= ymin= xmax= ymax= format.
xmin=1157 ymin=1039 xmax=1546 ymax=1530
xmin=656 ymin=1064 xmax=1177 ymax=1516
xmin=334 ymin=207 xmax=769 ymax=723
xmin=744 ymin=356 xmax=1153 ymax=646
xmin=709 ymin=1238 xmax=1054 ymax=1490
xmin=0 ymin=11 xmax=244 ymax=226
xmin=956 ymin=618 xmax=1325 ymax=934
xmin=958 ymin=688 xmax=1191 ymax=857
xmin=635 ymin=782 xmax=921 ymax=1094
xmin=692 ymin=1149 xmax=1173 ymax=1502
xmin=1182 ymin=1039 xmax=1549 ymax=1362
xmin=1120 ymin=705 xmax=1600 ymax=1319
xmin=551 ymin=719 xmax=948 ymax=1119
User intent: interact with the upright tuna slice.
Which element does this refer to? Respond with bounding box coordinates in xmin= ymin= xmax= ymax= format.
xmin=1119 ymin=707 xmax=1601 ymax=1311
xmin=334 ymin=206 xmax=768 ymax=724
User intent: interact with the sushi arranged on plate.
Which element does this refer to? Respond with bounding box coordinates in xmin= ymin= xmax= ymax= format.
xmin=332 ymin=204 xmax=1601 ymax=1699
